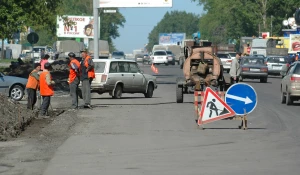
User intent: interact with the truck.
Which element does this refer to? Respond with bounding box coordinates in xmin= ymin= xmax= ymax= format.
xmin=250 ymin=38 xmax=288 ymax=57
xmin=52 ymin=40 xmax=85 ymax=59
xmin=88 ymin=40 xmax=110 ymax=59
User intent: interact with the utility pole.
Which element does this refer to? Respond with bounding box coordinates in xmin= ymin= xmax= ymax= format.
xmin=93 ymin=0 xmax=99 ymax=59
xmin=271 ymin=15 xmax=273 ymax=37
xmin=259 ymin=23 xmax=261 ymax=37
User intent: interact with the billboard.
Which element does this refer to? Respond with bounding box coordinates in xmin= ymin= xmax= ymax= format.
xmin=159 ymin=33 xmax=186 ymax=45
xmin=99 ymin=0 xmax=172 ymax=8
xmin=56 ymin=16 xmax=95 ymax=38
xmin=289 ymin=34 xmax=300 ymax=53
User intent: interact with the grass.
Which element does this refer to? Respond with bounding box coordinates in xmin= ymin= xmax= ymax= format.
xmin=0 ymin=59 xmax=14 ymax=63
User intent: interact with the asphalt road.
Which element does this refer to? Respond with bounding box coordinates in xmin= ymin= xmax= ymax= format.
xmin=1 ymin=64 xmax=300 ymax=175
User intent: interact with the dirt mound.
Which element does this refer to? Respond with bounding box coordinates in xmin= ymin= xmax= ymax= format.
xmin=6 ymin=59 xmax=71 ymax=92
xmin=0 ymin=94 xmax=37 ymax=141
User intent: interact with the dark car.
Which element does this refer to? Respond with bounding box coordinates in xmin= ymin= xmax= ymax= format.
xmin=239 ymin=56 xmax=268 ymax=83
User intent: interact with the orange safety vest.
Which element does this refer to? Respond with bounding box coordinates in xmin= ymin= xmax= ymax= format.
xmin=39 ymin=71 xmax=54 ymax=96
xmin=26 ymin=70 xmax=39 ymax=90
xmin=84 ymin=55 xmax=95 ymax=79
xmin=68 ymin=59 xmax=81 ymax=84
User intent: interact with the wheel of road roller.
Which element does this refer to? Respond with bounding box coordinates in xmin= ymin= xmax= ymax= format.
xmin=176 ymin=86 xmax=183 ymax=103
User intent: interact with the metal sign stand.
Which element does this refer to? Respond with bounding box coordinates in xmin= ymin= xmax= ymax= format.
xmin=194 ymin=90 xmax=248 ymax=130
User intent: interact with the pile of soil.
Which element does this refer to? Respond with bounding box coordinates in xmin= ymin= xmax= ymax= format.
xmin=5 ymin=59 xmax=71 ymax=92
xmin=0 ymin=94 xmax=37 ymax=141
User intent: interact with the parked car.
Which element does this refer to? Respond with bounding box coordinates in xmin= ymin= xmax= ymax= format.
xmin=265 ymin=56 xmax=289 ymax=75
xmin=166 ymin=51 xmax=175 ymax=65
xmin=239 ymin=56 xmax=268 ymax=83
xmin=217 ymin=53 xmax=231 ymax=73
xmin=0 ymin=72 xmax=27 ymax=101
xmin=280 ymin=61 xmax=300 ymax=105
xmin=78 ymin=59 xmax=157 ymax=99
xmin=228 ymin=52 xmax=236 ymax=60
xmin=135 ymin=54 xmax=144 ymax=62
xmin=111 ymin=51 xmax=126 ymax=59
xmin=151 ymin=50 xmax=169 ymax=65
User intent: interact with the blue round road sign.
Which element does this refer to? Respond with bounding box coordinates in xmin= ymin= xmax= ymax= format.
xmin=225 ymin=83 xmax=257 ymax=115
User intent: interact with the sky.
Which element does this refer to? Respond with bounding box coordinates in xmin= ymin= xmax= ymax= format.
xmin=112 ymin=0 xmax=204 ymax=53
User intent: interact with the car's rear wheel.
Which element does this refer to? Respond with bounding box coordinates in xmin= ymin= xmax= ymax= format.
xmin=144 ymin=84 xmax=154 ymax=98
xmin=280 ymin=91 xmax=286 ymax=104
xmin=165 ymin=63 xmax=169 ymax=66
xmin=113 ymin=84 xmax=122 ymax=99
xmin=10 ymin=85 xmax=24 ymax=101
xmin=286 ymin=93 xmax=293 ymax=105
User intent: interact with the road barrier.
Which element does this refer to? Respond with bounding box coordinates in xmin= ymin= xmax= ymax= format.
xmin=194 ymin=89 xmax=248 ymax=130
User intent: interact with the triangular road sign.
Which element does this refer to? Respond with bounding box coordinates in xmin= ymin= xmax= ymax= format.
xmin=198 ymin=87 xmax=236 ymax=125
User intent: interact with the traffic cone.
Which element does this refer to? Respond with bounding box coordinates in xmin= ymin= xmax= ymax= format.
xmin=151 ymin=64 xmax=155 ymax=73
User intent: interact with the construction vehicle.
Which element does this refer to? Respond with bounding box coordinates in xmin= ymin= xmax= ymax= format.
xmin=176 ymin=38 xmax=230 ymax=103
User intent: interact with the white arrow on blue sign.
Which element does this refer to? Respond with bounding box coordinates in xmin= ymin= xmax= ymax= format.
xmin=225 ymin=83 xmax=257 ymax=115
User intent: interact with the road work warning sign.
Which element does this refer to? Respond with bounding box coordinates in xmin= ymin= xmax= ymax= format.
xmin=198 ymin=87 xmax=235 ymax=125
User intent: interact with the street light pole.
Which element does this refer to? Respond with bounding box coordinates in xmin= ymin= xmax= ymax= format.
xmin=271 ymin=15 xmax=273 ymax=37
xmin=93 ymin=0 xmax=99 ymax=59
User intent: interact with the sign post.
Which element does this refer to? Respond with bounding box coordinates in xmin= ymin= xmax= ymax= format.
xmin=225 ymin=83 xmax=257 ymax=130
xmin=225 ymin=83 xmax=257 ymax=115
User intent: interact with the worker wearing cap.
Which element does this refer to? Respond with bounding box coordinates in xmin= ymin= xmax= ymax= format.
xmin=67 ymin=52 xmax=81 ymax=110
xmin=39 ymin=62 xmax=55 ymax=118
xmin=80 ymin=49 xmax=95 ymax=109
xmin=26 ymin=63 xmax=41 ymax=110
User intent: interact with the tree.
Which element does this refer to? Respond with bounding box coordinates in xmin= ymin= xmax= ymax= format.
xmin=0 ymin=0 xmax=64 ymax=58
xmin=147 ymin=11 xmax=200 ymax=52
xmin=192 ymin=0 xmax=300 ymax=42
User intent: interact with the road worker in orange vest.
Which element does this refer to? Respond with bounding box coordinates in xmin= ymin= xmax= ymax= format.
xmin=67 ymin=52 xmax=81 ymax=110
xmin=26 ymin=63 xmax=41 ymax=110
xmin=80 ymin=49 xmax=95 ymax=109
xmin=39 ymin=62 xmax=55 ymax=118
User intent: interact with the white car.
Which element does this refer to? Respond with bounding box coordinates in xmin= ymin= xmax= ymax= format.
xmin=78 ymin=59 xmax=157 ymax=99
xmin=217 ymin=53 xmax=231 ymax=73
xmin=151 ymin=50 xmax=169 ymax=65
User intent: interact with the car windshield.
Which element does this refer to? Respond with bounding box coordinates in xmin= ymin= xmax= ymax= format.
xmin=267 ymin=57 xmax=288 ymax=64
xmin=242 ymin=58 xmax=265 ymax=65
xmin=154 ymin=51 xmax=166 ymax=56
xmin=217 ymin=54 xmax=229 ymax=59
xmin=112 ymin=52 xmax=124 ymax=56
xmin=94 ymin=62 xmax=106 ymax=73
xmin=166 ymin=51 xmax=172 ymax=55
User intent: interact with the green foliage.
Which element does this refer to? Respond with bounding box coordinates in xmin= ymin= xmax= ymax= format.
xmin=191 ymin=0 xmax=300 ymax=45
xmin=0 ymin=0 xmax=125 ymax=53
xmin=147 ymin=11 xmax=200 ymax=51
